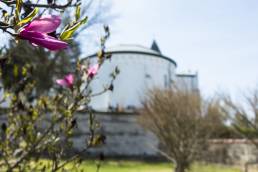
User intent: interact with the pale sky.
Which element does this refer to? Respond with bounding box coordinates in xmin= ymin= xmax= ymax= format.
xmin=1 ymin=0 xmax=257 ymax=97
xmin=106 ymin=0 xmax=258 ymax=96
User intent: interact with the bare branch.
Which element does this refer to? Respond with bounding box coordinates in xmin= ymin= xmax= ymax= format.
xmin=1 ymin=0 xmax=77 ymax=9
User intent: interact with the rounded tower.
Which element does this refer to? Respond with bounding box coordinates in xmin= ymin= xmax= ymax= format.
xmin=84 ymin=41 xmax=177 ymax=112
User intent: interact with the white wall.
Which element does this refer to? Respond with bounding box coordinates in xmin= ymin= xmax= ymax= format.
xmin=88 ymin=52 xmax=177 ymax=111
xmin=176 ymin=74 xmax=199 ymax=92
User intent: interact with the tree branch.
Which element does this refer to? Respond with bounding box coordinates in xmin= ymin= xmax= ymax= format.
xmin=1 ymin=0 xmax=76 ymax=9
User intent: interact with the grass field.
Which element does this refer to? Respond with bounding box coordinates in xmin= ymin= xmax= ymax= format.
xmin=0 ymin=160 xmax=242 ymax=172
xmin=70 ymin=160 xmax=241 ymax=172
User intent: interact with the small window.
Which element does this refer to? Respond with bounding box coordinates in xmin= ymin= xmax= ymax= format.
xmin=145 ymin=74 xmax=151 ymax=79
xmin=164 ymin=75 xmax=168 ymax=88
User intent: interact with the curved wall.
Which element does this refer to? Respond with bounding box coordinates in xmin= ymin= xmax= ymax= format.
xmin=87 ymin=51 xmax=177 ymax=111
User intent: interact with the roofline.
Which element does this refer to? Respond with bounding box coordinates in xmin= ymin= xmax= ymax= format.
xmin=77 ymin=109 xmax=138 ymax=115
xmin=177 ymin=74 xmax=197 ymax=78
xmin=83 ymin=50 xmax=177 ymax=67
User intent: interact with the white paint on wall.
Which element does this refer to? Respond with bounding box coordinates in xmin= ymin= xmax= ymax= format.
xmin=86 ymin=44 xmax=196 ymax=111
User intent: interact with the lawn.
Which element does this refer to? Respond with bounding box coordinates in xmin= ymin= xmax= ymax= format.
xmin=70 ymin=160 xmax=241 ymax=172
xmin=0 ymin=160 xmax=242 ymax=172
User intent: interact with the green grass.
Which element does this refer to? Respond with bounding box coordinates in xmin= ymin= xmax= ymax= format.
xmin=0 ymin=160 xmax=241 ymax=172
xmin=73 ymin=160 xmax=241 ymax=172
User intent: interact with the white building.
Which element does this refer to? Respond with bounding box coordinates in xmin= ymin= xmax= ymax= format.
xmin=176 ymin=73 xmax=199 ymax=92
xmin=85 ymin=41 xmax=198 ymax=112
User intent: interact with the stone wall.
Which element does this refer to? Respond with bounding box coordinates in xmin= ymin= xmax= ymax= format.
xmin=1 ymin=111 xmax=258 ymax=165
xmin=72 ymin=112 xmax=258 ymax=165
xmin=206 ymin=139 xmax=258 ymax=165
xmin=72 ymin=111 xmax=159 ymax=158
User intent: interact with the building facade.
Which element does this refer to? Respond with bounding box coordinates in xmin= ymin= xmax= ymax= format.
xmin=86 ymin=41 xmax=198 ymax=112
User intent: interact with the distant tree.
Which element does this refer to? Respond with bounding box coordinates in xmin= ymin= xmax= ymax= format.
xmin=0 ymin=40 xmax=80 ymax=95
xmin=139 ymin=88 xmax=212 ymax=172
xmin=203 ymin=96 xmax=237 ymax=138
xmin=224 ymin=87 xmax=258 ymax=142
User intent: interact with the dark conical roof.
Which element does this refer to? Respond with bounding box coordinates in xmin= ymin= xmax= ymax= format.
xmin=151 ymin=40 xmax=161 ymax=54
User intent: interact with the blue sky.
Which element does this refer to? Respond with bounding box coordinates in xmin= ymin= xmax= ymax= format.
xmin=107 ymin=0 xmax=258 ymax=96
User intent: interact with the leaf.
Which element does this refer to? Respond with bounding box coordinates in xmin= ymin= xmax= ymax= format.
xmin=17 ymin=7 xmax=39 ymax=26
xmin=15 ymin=0 xmax=23 ymax=22
xmin=60 ymin=17 xmax=88 ymax=41
xmin=22 ymin=66 xmax=27 ymax=76
xmin=75 ymin=5 xmax=81 ymax=21
xmin=19 ymin=140 xmax=27 ymax=148
xmin=13 ymin=64 xmax=19 ymax=77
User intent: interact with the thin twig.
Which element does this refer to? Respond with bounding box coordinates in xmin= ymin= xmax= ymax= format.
xmin=2 ymin=0 xmax=76 ymax=9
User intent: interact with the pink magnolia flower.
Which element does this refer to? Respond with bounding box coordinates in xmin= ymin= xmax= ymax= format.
xmin=56 ymin=74 xmax=74 ymax=88
xmin=87 ymin=64 xmax=99 ymax=79
xmin=19 ymin=15 xmax=68 ymax=51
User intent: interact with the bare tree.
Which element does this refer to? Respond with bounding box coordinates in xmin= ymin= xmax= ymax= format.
xmin=139 ymin=88 xmax=211 ymax=172
xmin=224 ymin=87 xmax=258 ymax=145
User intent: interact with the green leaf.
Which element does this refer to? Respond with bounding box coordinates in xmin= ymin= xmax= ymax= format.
xmin=19 ymin=140 xmax=27 ymax=149
xmin=15 ymin=0 xmax=23 ymax=22
xmin=17 ymin=7 xmax=39 ymax=26
xmin=60 ymin=17 xmax=88 ymax=41
xmin=13 ymin=64 xmax=19 ymax=77
xmin=22 ymin=66 xmax=27 ymax=76
xmin=75 ymin=5 xmax=81 ymax=21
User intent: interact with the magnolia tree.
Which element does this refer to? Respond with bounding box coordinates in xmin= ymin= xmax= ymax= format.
xmin=0 ymin=0 xmax=115 ymax=171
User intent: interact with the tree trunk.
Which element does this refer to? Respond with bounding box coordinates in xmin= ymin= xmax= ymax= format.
xmin=174 ymin=163 xmax=186 ymax=172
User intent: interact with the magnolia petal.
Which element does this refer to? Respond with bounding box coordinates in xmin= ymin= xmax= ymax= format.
xmin=56 ymin=79 xmax=69 ymax=87
xmin=29 ymin=37 xmax=68 ymax=51
xmin=30 ymin=42 xmax=39 ymax=47
xmin=88 ymin=64 xmax=99 ymax=74
xmin=24 ymin=15 xmax=61 ymax=33
xmin=64 ymin=74 xmax=74 ymax=85
xmin=20 ymin=31 xmax=68 ymax=51
xmin=20 ymin=30 xmax=45 ymax=38
xmin=87 ymin=64 xmax=99 ymax=78
xmin=56 ymin=74 xmax=74 ymax=88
